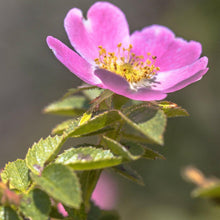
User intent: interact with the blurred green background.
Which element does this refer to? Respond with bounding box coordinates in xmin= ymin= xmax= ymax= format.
xmin=0 ymin=0 xmax=220 ymax=219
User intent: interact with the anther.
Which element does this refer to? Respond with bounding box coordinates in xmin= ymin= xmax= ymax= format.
xmin=94 ymin=44 xmax=160 ymax=87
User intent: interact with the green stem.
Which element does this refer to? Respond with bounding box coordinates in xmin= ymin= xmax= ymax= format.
xmin=79 ymin=170 xmax=102 ymax=212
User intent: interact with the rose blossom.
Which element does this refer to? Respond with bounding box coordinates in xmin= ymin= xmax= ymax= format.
xmin=47 ymin=2 xmax=208 ymax=101
xmin=91 ymin=172 xmax=117 ymax=210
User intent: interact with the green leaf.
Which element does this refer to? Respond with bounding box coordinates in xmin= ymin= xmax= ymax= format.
xmin=43 ymin=96 xmax=88 ymax=116
xmin=142 ymin=146 xmax=166 ymax=160
xmin=121 ymin=141 xmax=165 ymax=160
xmin=26 ymin=135 xmax=65 ymax=175
xmin=19 ymin=188 xmax=51 ymax=220
xmin=31 ymin=164 xmax=82 ymax=209
xmin=1 ymin=159 xmax=30 ymax=192
xmin=113 ymin=164 xmax=144 ymax=186
xmin=101 ymin=136 xmax=144 ymax=161
xmin=52 ymin=118 xmax=80 ymax=135
xmin=82 ymin=88 xmax=103 ymax=100
xmin=122 ymin=104 xmax=167 ymax=145
xmin=79 ymin=170 xmax=101 ymax=209
xmin=120 ymin=132 xmax=156 ymax=144
xmin=192 ymin=183 xmax=220 ymax=198
xmin=157 ymin=101 xmax=189 ymax=117
xmin=63 ymin=107 xmax=166 ymax=145
xmin=65 ymin=110 xmax=121 ymax=138
xmin=0 ymin=206 xmax=22 ymax=220
xmin=112 ymin=94 xmax=129 ymax=109
xmin=62 ymin=85 xmax=97 ymax=99
xmin=89 ymin=90 xmax=114 ymax=112
xmin=55 ymin=146 xmax=122 ymax=170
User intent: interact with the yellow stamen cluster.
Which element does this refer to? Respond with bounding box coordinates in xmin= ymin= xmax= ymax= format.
xmin=94 ymin=43 xmax=160 ymax=87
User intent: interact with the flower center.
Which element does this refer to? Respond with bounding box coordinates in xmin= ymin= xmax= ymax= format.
xmin=94 ymin=43 xmax=160 ymax=90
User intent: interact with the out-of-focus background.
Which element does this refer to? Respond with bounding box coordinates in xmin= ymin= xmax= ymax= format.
xmin=0 ymin=0 xmax=220 ymax=219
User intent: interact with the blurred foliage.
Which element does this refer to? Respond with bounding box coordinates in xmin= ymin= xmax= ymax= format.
xmin=183 ymin=166 xmax=220 ymax=200
xmin=0 ymin=87 xmax=184 ymax=219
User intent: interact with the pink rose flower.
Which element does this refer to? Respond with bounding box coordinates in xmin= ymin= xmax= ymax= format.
xmin=47 ymin=2 xmax=208 ymax=101
xmin=91 ymin=172 xmax=117 ymax=210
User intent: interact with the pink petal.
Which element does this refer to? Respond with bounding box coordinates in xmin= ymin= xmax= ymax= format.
xmin=64 ymin=2 xmax=130 ymax=63
xmin=46 ymin=36 xmax=102 ymax=86
xmin=130 ymin=25 xmax=175 ymax=61
xmin=57 ymin=203 xmax=68 ymax=217
xmin=92 ymin=172 xmax=117 ymax=210
xmin=154 ymin=56 xmax=208 ymax=92
xmin=156 ymin=39 xmax=202 ymax=71
xmin=165 ymin=68 xmax=208 ymax=93
xmin=130 ymin=25 xmax=202 ymax=71
xmin=95 ymin=69 xmax=167 ymax=101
